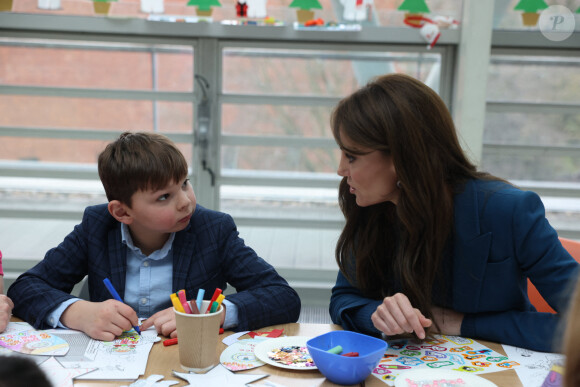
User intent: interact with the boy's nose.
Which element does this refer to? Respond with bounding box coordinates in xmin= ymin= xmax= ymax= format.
xmin=177 ymin=190 xmax=192 ymax=210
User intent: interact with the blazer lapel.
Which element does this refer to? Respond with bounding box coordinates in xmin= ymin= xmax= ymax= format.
xmin=172 ymin=224 xmax=195 ymax=292
xmin=452 ymin=180 xmax=492 ymax=313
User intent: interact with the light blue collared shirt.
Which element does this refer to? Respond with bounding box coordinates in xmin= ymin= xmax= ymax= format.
xmin=47 ymin=223 xmax=238 ymax=329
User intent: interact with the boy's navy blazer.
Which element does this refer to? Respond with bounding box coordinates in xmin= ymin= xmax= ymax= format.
xmin=330 ymin=179 xmax=579 ymax=352
xmin=9 ymin=204 xmax=300 ymax=331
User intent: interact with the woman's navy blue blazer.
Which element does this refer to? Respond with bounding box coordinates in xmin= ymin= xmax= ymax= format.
xmin=330 ymin=179 xmax=579 ymax=352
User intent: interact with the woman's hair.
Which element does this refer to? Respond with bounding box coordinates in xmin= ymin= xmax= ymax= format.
xmin=563 ymin=274 xmax=580 ymax=387
xmin=98 ymin=131 xmax=189 ymax=207
xmin=331 ymin=73 xmax=495 ymax=323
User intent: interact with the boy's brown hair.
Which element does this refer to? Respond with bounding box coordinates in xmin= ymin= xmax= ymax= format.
xmin=98 ymin=131 xmax=189 ymax=207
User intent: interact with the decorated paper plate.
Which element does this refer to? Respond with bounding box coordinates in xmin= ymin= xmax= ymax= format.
xmin=253 ymin=336 xmax=317 ymax=370
xmin=0 ymin=329 xmax=69 ymax=356
xmin=394 ymin=369 xmax=498 ymax=387
xmin=220 ymin=339 xmax=265 ymax=371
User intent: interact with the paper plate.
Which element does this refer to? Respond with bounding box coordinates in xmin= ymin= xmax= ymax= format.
xmin=253 ymin=336 xmax=317 ymax=370
xmin=220 ymin=339 xmax=265 ymax=371
xmin=394 ymin=369 xmax=498 ymax=387
xmin=0 ymin=329 xmax=69 ymax=356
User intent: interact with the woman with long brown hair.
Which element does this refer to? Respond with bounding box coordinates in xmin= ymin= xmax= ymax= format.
xmin=329 ymin=73 xmax=578 ymax=352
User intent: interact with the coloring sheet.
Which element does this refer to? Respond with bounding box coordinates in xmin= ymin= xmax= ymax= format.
xmin=46 ymin=327 xmax=159 ymax=380
xmin=502 ymin=344 xmax=563 ymax=386
xmin=372 ymin=335 xmax=520 ymax=385
xmin=0 ymin=321 xmax=69 ymax=356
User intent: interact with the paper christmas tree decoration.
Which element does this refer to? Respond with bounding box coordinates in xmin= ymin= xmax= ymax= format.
xmin=0 ymin=0 xmax=13 ymax=12
xmin=93 ymin=0 xmax=117 ymax=15
xmin=398 ymin=0 xmax=430 ymax=27
xmin=187 ymin=0 xmax=221 ymax=16
xmin=289 ymin=0 xmax=322 ymax=23
xmin=514 ymin=0 xmax=548 ymax=26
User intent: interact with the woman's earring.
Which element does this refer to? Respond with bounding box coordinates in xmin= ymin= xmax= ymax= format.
xmin=396 ymin=181 xmax=402 ymax=189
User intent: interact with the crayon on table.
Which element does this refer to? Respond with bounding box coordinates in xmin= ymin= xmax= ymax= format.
xmin=103 ymin=278 xmax=141 ymax=335
xmin=163 ymin=338 xmax=178 ymax=347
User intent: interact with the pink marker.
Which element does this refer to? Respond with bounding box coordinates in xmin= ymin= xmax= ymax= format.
xmin=177 ymin=290 xmax=193 ymax=314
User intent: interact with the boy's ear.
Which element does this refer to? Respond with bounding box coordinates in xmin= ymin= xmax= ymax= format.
xmin=108 ymin=200 xmax=133 ymax=224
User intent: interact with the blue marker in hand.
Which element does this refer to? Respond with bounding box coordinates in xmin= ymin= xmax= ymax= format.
xmin=103 ymin=278 xmax=141 ymax=335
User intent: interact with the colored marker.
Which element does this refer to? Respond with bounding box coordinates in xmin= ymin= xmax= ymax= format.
xmin=209 ymin=301 xmax=219 ymax=313
xmin=205 ymin=288 xmax=222 ymax=313
xmin=342 ymin=352 xmax=359 ymax=357
xmin=189 ymin=300 xmax=200 ymax=314
xmin=215 ymin=294 xmax=225 ymax=308
xmin=327 ymin=345 xmax=343 ymax=354
xmin=177 ymin=290 xmax=192 ymax=314
xmin=170 ymin=293 xmax=185 ymax=313
xmin=163 ymin=338 xmax=178 ymax=347
xmin=196 ymin=289 xmax=205 ymax=312
xmin=103 ymin=278 xmax=141 ymax=335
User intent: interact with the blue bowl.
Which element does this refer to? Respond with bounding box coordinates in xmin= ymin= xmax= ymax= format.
xmin=307 ymin=330 xmax=387 ymax=385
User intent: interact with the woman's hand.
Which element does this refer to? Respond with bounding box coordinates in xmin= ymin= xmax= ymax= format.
xmin=371 ymin=293 xmax=432 ymax=339
xmin=430 ymin=306 xmax=464 ymax=336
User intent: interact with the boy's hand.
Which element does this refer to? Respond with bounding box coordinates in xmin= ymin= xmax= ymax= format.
xmin=140 ymin=307 xmax=177 ymax=338
xmin=0 ymin=294 xmax=14 ymax=333
xmin=61 ymin=299 xmax=139 ymax=341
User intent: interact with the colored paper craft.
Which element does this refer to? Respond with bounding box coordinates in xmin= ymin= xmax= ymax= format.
xmin=372 ymin=335 xmax=519 ymax=385
xmin=39 ymin=357 xmax=96 ymax=387
xmin=121 ymin=374 xmax=179 ymax=387
xmin=247 ymin=328 xmax=284 ymax=338
xmin=220 ymin=338 xmax=266 ymax=371
xmin=173 ymin=364 xmax=268 ymax=386
xmin=0 ymin=326 xmax=69 ymax=356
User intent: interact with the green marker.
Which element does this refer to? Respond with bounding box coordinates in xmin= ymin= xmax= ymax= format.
xmin=327 ymin=345 xmax=343 ymax=354
xmin=209 ymin=300 xmax=219 ymax=313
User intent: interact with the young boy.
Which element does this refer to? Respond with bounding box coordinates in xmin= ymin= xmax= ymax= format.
xmin=8 ymin=132 xmax=301 ymax=341
xmin=0 ymin=250 xmax=14 ymax=333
